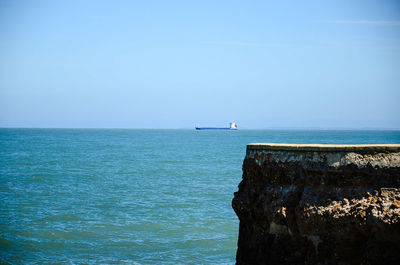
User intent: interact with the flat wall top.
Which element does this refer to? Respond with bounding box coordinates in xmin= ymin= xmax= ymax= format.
xmin=247 ymin=143 xmax=400 ymax=152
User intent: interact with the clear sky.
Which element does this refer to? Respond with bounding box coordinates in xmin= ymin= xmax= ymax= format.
xmin=1 ymin=0 xmax=399 ymax=129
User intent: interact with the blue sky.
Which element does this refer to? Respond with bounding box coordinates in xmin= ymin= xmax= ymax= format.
xmin=0 ymin=0 xmax=399 ymax=129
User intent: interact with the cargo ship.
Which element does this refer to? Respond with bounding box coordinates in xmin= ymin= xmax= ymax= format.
xmin=195 ymin=122 xmax=238 ymax=130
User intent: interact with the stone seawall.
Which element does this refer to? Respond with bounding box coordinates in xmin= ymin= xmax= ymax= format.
xmin=232 ymin=143 xmax=400 ymax=265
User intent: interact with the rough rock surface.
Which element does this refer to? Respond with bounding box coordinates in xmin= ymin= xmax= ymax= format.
xmin=232 ymin=144 xmax=400 ymax=265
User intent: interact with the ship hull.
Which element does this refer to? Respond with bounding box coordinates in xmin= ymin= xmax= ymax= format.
xmin=195 ymin=128 xmax=237 ymax=130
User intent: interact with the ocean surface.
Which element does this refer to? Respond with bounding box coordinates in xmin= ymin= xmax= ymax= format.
xmin=1 ymin=129 xmax=400 ymax=264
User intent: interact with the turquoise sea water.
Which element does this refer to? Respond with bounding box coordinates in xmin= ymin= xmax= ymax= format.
xmin=1 ymin=129 xmax=400 ymax=264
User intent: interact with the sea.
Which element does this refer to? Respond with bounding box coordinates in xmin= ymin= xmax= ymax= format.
xmin=1 ymin=129 xmax=400 ymax=264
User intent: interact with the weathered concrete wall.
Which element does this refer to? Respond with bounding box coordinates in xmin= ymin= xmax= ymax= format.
xmin=232 ymin=143 xmax=400 ymax=265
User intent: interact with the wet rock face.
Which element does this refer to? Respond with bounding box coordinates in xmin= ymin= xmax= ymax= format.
xmin=232 ymin=144 xmax=400 ymax=265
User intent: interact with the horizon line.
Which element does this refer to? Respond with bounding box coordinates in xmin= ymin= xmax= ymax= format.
xmin=1 ymin=127 xmax=400 ymax=131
